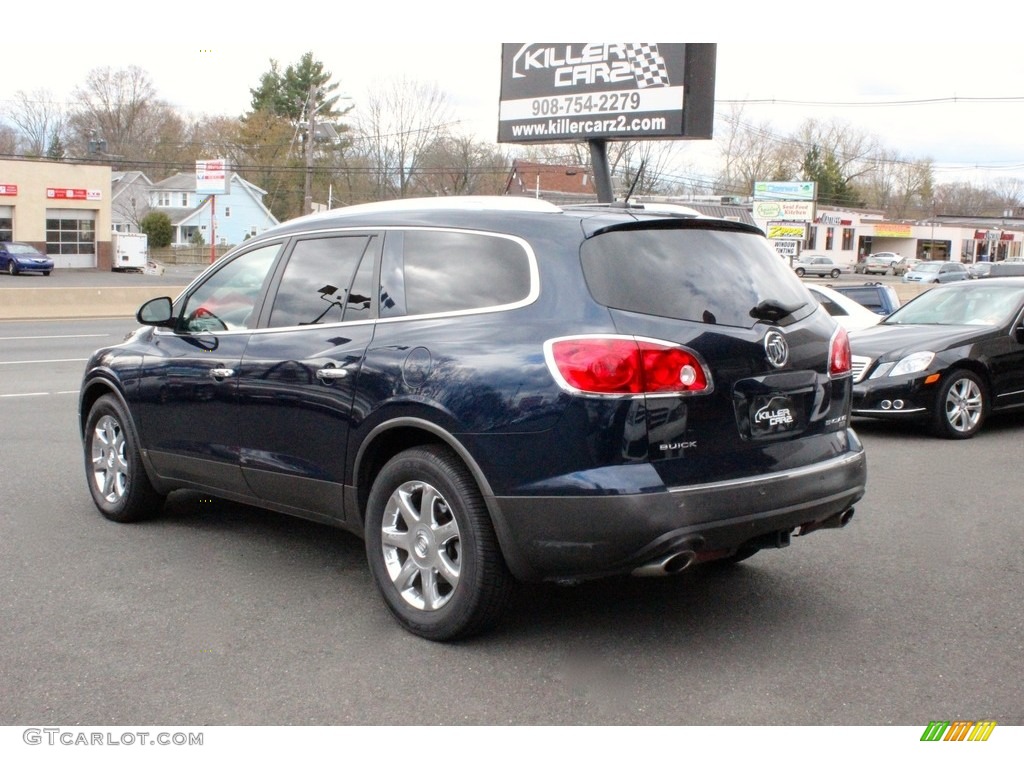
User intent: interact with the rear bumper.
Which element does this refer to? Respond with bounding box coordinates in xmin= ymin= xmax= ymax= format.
xmin=487 ymin=434 xmax=867 ymax=582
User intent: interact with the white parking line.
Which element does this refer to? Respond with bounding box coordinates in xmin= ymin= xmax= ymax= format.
xmin=0 ymin=334 xmax=111 ymax=341
xmin=0 ymin=391 xmax=79 ymax=398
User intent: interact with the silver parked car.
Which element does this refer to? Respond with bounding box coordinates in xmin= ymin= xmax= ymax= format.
xmin=793 ymin=256 xmax=846 ymax=278
xmin=902 ymin=261 xmax=970 ymax=284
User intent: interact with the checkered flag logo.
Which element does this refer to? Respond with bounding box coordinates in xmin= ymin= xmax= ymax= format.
xmin=627 ymin=44 xmax=671 ymax=88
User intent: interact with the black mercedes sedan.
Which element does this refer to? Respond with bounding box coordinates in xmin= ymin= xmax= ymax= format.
xmin=849 ymin=277 xmax=1024 ymax=438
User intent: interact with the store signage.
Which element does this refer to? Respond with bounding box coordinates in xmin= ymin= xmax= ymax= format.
xmin=773 ymin=240 xmax=799 ymax=257
xmin=196 ymin=159 xmax=230 ymax=195
xmin=874 ymin=223 xmax=912 ymax=238
xmin=47 ymin=188 xmax=102 ymax=200
xmin=752 ymin=200 xmax=815 ymax=222
xmin=766 ymin=221 xmax=807 ymax=240
xmin=753 ymin=181 xmax=816 ymax=201
xmin=0 ymin=184 xmax=17 ymax=196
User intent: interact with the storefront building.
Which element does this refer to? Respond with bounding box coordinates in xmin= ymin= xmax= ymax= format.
xmin=0 ymin=159 xmax=113 ymax=269
xmin=757 ymin=205 xmax=1024 ymax=268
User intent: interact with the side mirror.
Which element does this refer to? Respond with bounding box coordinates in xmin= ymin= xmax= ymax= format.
xmin=137 ymin=296 xmax=174 ymax=327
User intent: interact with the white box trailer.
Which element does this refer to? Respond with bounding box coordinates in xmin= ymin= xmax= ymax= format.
xmin=111 ymin=232 xmax=148 ymax=272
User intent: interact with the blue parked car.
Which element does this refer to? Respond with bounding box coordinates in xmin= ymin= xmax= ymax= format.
xmin=78 ymin=197 xmax=866 ymax=640
xmin=0 ymin=242 xmax=53 ymax=275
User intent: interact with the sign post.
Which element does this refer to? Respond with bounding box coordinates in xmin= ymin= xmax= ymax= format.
xmin=195 ymin=159 xmax=230 ymax=263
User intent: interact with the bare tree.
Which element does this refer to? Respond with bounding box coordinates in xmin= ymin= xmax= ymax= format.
xmin=9 ymin=89 xmax=66 ymax=157
xmin=934 ymin=181 xmax=1004 ymax=217
xmin=715 ymin=105 xmax=800 ymax=197
xmin=855 ymin=152 xmax=934 ymax=218
xmin=792 ymin=118 xmax=882 ymax=189
xmin=989 ymin=176 xmax=1024 ymax=215
xmin=66 ymin=66 xmax=179 ymax=163
xmin=414 ymin=134 xmax=510 ymax=196
xmin=356 ymin=78 xmax=454 ymax=199
xmin=0 ymin=124 xmax=18 ymax=155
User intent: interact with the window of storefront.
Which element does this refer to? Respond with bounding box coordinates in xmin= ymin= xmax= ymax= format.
xmin=0 ymin=208 xmax=12 ymax=242
xmin=805 ymin=225 xmax=817 ymax=250
xmin=842 ymin=228 xmax=854 ymax=250
xmin=825 ymin=227 xmax=835 ymax=250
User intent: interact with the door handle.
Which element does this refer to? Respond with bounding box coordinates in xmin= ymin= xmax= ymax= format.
xmin=209 ymin=367 xmax=235 ymax=379
xmin=316 ymin=367 xmax=349 ymax=381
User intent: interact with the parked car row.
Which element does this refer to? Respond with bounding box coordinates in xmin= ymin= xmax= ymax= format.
xmin=74 ymin=193 xmax=1024 ymax=641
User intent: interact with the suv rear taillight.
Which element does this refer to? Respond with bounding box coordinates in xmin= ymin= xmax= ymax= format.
xmin=545 ymin=336 xmax=712 ymax=396
xmin=829 ymin=326 xmax=851 ymax=378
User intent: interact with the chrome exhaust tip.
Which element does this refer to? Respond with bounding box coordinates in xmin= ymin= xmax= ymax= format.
xmin=631 ymin=550 xmax=696 ymax=578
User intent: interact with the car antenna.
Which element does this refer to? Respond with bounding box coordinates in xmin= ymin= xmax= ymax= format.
xmin=621 ymin=161 xmax=646 ymax=206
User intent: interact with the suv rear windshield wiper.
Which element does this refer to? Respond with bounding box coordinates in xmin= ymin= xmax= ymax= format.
xmin=749 ymin=299 xmax=806 ymax=323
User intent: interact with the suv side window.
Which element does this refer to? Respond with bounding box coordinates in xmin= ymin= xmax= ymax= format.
xmin=179 ymin=243 xmax=281 ymax=332
xmin=268 ymin=235 xmax=376 ymax=327
xmin=384 ymin=230 xmax=532 ymax=317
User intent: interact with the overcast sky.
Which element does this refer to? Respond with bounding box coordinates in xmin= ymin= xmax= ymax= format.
xmin=6 ymin=2 xmax=1024 ymax=187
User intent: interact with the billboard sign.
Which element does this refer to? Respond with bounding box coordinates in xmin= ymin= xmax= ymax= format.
xmin=498 ymin=43 xmax=716 ymax=143
xmin=753 ymin=181 xmax=816 ymax=201
xmin=196 ymin=159 xmax=230 ymax=195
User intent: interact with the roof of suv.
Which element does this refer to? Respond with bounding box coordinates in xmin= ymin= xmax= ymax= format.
xmin=263 ymin=196 xmax=761 ymax=241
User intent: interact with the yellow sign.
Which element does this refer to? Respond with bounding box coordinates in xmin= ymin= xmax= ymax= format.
xmin=767 ymin=223 xmax=807 ymax=240
xmin=874 ymin=223 xmax=912 ymax=238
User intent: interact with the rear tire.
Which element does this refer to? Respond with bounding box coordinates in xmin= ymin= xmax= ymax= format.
xmin=84 ymin=394 xmax=164 ymax=522
xmin=7 ymin=261 xmax=17 ymax=276
xmin=795 ymin=268 xmax=805 ymax=277
xmin=830 ymin=269 xmax=840 ymax=278
xmin=365 ymin=445 xmax=513 ymax=641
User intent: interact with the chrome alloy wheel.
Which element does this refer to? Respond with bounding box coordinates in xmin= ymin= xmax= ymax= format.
xmin=943 ymin=376 xmax=983 ymax=434
xmin=380 ymin=480 xmax=462 ymax=611
xmin=91 ymin=414 xmax=129 ymax=504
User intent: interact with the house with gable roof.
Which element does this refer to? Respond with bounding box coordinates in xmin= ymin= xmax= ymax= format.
xmin=149 ymin=171 xmax=278 ymax=246
xmin=111 ymin=170 xmax=156 ymax=233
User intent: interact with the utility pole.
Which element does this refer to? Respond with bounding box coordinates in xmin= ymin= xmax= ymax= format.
xmin=303 ymin=86 xmax=317 ymax=217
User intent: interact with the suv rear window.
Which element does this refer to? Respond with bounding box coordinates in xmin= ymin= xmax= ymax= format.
xmin=581 ymin=226 xmax=813 ymax=328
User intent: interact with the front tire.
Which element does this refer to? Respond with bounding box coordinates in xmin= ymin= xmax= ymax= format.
xmin=932 ymin=370 xmax=986 ymax=439
xmin=830 ymin=269 xmax=840 ymax=278
xmin=84 ymin=394 xmax=164 ymax=521
xmin=7 ymin=261 xmax=17 ymax=276
xmin=795 ymin=268 xmax=805 ymax=277
xmin=365 ymin=445 xmax=513 ymax=641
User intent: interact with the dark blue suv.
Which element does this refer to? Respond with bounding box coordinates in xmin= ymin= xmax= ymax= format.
xmin=80 ymin=197 xmax=866 ymax=640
